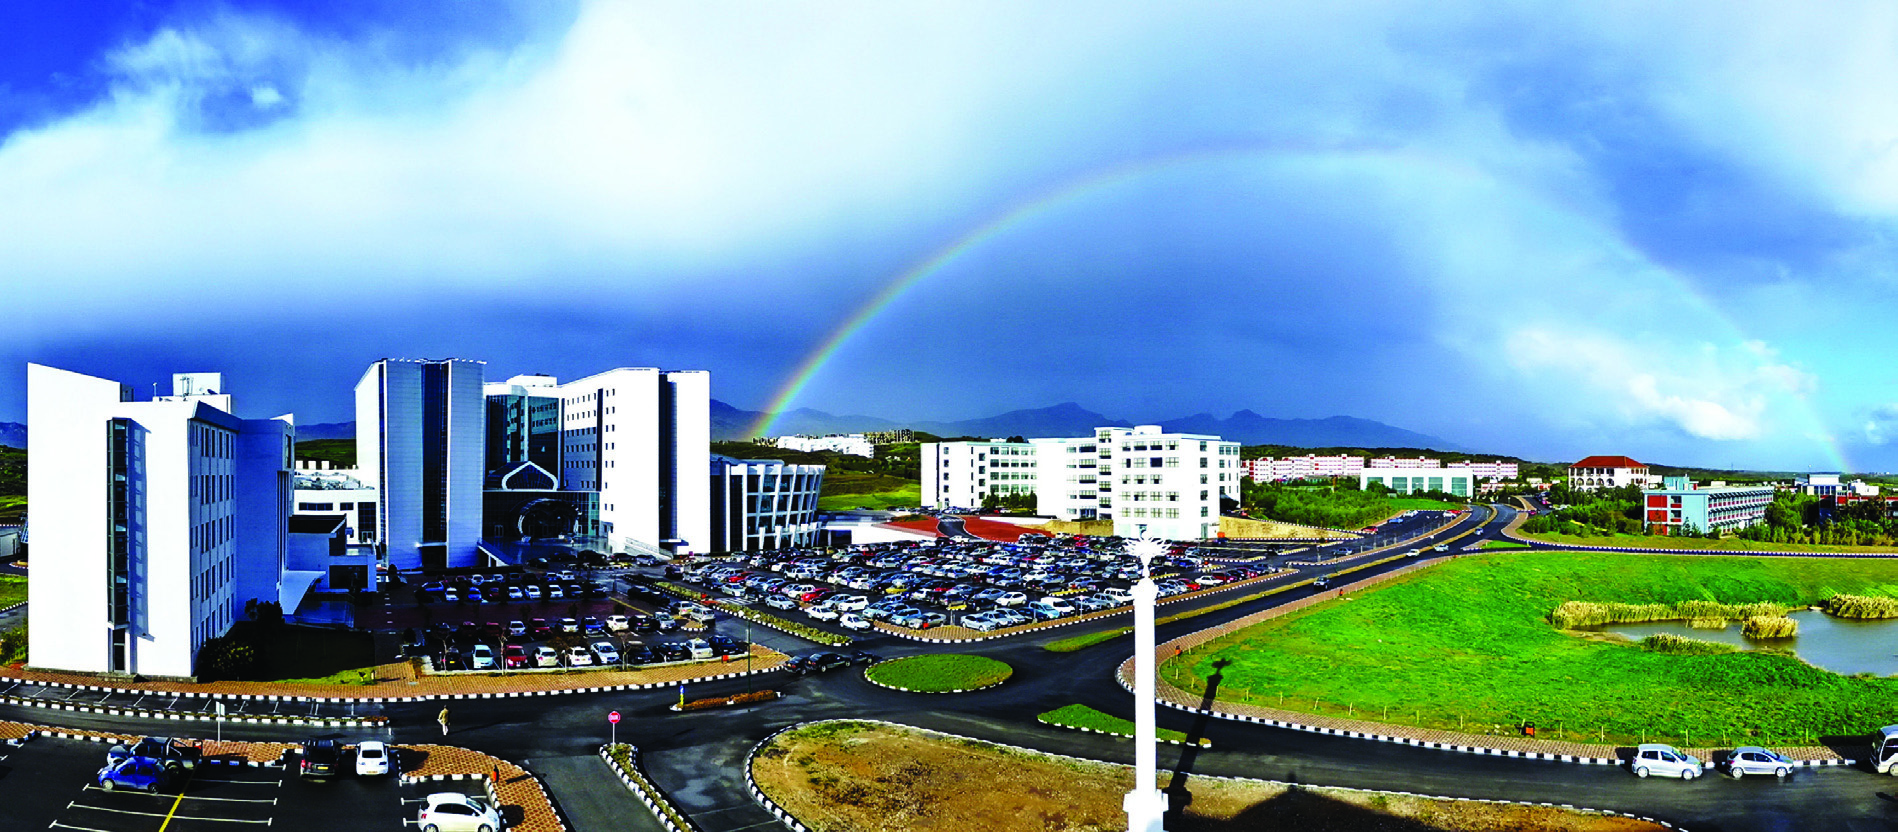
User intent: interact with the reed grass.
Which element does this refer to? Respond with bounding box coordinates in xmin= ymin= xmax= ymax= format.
xmin=1550 ymin=599 xmax=1787 ymax=629
xmin=1821 ymin=593 xmax=1898 ymax=619
xmin=1740 ymin=615 xmax=1798 ymax=639
xmin=1640 ymin=633 xmax=1738 ymax=655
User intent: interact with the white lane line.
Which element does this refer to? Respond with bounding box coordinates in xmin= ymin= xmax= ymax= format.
xmin=69 ymin=803 xmax=271 ymax=824
xmin=191 ymin=778 xmax=283 ymax=786
xmin=49 ymin=822 xmax=115 ymax=832
xmin=81 ymin=786 xmax=278 ymax=803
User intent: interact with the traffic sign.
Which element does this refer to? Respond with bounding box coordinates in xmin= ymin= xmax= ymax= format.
xmin=608 ymin=710 xmax=621 ymax=724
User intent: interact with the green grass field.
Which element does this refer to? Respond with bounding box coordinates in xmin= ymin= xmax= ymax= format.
xmin=1387 ymin=497 xmax=1465 ymax=511
xmin=1165 ymin=551 xmax=1898 ymax=747
xmin=864 ymin=654 xmax=1012 ymax=692
xmin=818 ymin=483 xmax=921 ymax=511
xmin=1517 ymin=530 xmax=1898 ymax=554
xmin=1037 ymin=704 xmax=1204 ymax=745
xmin=0 ymin=576 xmax=24 ymax=609
xmin=0 ymin=495 xmax=24 ymax=523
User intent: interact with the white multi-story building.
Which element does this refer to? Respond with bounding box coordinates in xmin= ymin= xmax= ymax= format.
xmin=708 ymin=455 xmax=826 ymax=552
xmin=1031 ymin=436 xmax=1102 ymax=521
xmin=921 ymin=440 xmax=1036 ymax=511
xmin=771 ymin=434 xmax=875 ymax=457
xmin=554 ymin=368 xmax=710 ymax=556
xmin=356 ymin=359 xmax=486 ymax=571
xmin=27 ymin=365 xmax=292 ymax=679
xmin=1446 ymin=460 xmax=1520 ymax=481
xmin=1242 ymin=454 xmax=1368 ymax=482
xmin=1097 ymin=426 xmax=1240 ymax=540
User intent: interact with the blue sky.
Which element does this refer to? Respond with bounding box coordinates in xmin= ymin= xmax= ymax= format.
xmin=3 ymin=1 xmax=1896 ymax=472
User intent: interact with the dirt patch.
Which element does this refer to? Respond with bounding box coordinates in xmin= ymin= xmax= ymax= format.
xmin=1219 ymin=516 xmax=1352 ymax=540
xmin=752 ymin=721 xmax=1661 ymax=832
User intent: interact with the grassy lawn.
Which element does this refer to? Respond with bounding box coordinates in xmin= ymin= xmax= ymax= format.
xmin=818 ymin=483 xmax=920 ymax=511
xmin=1387 ymin=496 xmax=1465 ymax=511
xmin=1165 ymin=551 xmax=1898 ymax=748
xmin=0 ymin=495 xmax=24 ymax=523
xmin=1517 ymin=530 xmax=1898 ymax=554
xmin=1038 ymin=704 xmax=1206 ymax=745
xmin=1480 ymin=540 xmax=1533 ymax=550
xmin=863 ymin=654 xmax=1011 ymax=692
xmin=0 ymin=575 xmax=24 ymax=609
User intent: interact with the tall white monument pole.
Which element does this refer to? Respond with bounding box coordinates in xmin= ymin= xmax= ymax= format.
xmin=1124 ymin=536 xmax=1168 ymax=832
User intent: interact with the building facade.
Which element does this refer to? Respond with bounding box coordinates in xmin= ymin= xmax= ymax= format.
xmin=1568 ymin=456 xmax=1649 ymax=490
xmin=771 ymin=434 xmax=874 ymax=457
xmin=554 ymin=368 xmax=710 ymax=556
xmin=484 ymin=375 xmax=562 ymax=478
xmin=356 ymin=359 xmax=487 ymax=570
xmin=291 ymin=462 xmax=377 ymax=547
xmin=1642 ymin=482 xmax=1775 ymax=535
xmin=1360 ymin=467 xmax=1475 ymax=498
xmin=708 ymin=455 xmax=826 ymax=552
xmin=1097 ymin=426 xmax=1241 ymax=540
xmin=920 ymin=440 xmax=1036 ymax=511
xmin=27 ymin=364 xmax=292 ymax=679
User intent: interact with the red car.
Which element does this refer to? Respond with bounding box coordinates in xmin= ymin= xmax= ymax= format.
xmin=800 ymin=588 xmax=834 ymax=605
xmin=503 ymin=644 xmax=529 ymax=669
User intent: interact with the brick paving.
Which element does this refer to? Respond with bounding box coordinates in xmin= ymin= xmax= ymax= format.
xmin=1130 ymin=563 xmax=1854 ymax=765
xmin=404 ymin=744 xmax=565 ymax=832
xmin=0 ymin=643 xmax=787 ymax=700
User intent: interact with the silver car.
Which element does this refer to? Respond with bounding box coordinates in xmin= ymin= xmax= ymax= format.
xmin=1724 ymin=746 xmax=1793 ymax=778
xmin=1631 ymin=743 xmax=1702 ymax=779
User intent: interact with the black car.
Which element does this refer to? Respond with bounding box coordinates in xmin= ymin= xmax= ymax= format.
xmin=849 ymin=650 xmax=882 ymax=665
xmin=706 ymin=635 xmax=746 ymax=656
xmin=656 ymin=642 xmax=691 ymax=662
xmin=624 ymin=646 xmax=657 ymax=665
xmin=628 ymin=614 xmax=658 ymax=634
xmin=438 ymin=650 xmax=466 ymax=670
xmin=805 ymin=652 xmax=851 ymax=673
xmin=298 ymin=739 xmax=344 ymax=778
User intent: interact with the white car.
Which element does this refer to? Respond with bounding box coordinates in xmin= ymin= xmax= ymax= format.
xmin=805 ymin=603 xmax=840 ymax=622
xmin=590 ymin=641 xmax=620 ymax=665
xmin=354 ymin=740 xmax=391 ymax=776
xmin=1039 ymin=597 xmax=1076 ymax=615
xmin=831 ymin=594 xmax=869 ymax=612
xmin=686 ymin=638 xmax=715 ymax=659
xmin=418 ymin=791 xmax=502 ymax=832
xmin=962 ymin=611 xmax=998 ymax=632
xmin=1632 ymin=744 xmax=1702 ymax=779
xmin=565 ymin=645 xmax=594 ymax=667
xmin=523 ymin=585 xmax=543 ymax=600
xmin=677 ymin=604 xmax=717 ymax=623
xmin=468 ymin=644 xmax=496 ymax=670
xmin=994 ymin=591 xmax=1028 ymax=607
xmin=605 ymin=614 xmax=631 ymax=632
xmin=838 ymin=613 xmax=872 ymax=631
xmin=534 ymin=646 xmax=560 ymax=667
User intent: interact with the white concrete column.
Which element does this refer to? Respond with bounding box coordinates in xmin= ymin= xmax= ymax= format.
xmin=1124 ymin=537 xmax=1167 ymax=832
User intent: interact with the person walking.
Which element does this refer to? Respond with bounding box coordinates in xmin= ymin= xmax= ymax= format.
xmin=437 ymin=706 xmax=450 ymax=736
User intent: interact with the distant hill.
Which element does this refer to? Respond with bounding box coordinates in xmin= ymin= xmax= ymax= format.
xmin=0 ymin=422 xmax=23 ymax=449
xmin=1161 ymin=411 xmax=1467 ymax=452
xmin=295 ymin=422 xmax=355 ymax=441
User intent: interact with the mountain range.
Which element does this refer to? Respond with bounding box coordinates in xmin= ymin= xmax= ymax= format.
xmin=0 ymin=405 xmax=1466 ymax=453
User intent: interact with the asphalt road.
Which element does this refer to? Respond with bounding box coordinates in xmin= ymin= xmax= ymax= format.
xmin=4 ymin=504 xmax=1897 ymax=831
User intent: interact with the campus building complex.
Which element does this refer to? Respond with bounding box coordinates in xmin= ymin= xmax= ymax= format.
xmin=1643 ymin=478 xmax=1775 ymax=535
xmin=770 ymin=434 xmax=875 ymax=457
xmin=708 ymin=455 xmax=826 ymax=552
xmin=1359 ymin=467 xmax=1475 ymax=498
xmin=1246 ymin=454 xmax=1519 ymax=483
xmin=1568 ymin=455 xmax=1650 ymax=490
xmin=26 ymin=365 xmax=293 ymax=679
xmin=356 ymin=359 xmax=487 ymax=570
xmin=924 ymin=426 xmax=1241 ymax=540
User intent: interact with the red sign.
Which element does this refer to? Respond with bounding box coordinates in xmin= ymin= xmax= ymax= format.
xmin=608 ymin=711 xmax=621 ymax=724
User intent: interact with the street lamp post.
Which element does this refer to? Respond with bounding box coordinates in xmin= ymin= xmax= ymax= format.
xmin=1123 ymin=536 xmax=1168 ymax=832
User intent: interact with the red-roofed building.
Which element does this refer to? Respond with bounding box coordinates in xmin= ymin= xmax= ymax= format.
xmin=1568 ymin=456 xmax=1649 ymax=491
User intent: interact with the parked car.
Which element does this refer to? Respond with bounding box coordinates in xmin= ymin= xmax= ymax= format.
xmin=764 ymin=594 xmax=798 ymax=611
xmin=681 ymin=638 xmax=711 ymax=659
xmin=582 ymin=616 xmax=605 ymax=634
xmin=652 ymin=612 xmax=679 ymax=631
xmin=994 ymin=591 xmax=1028 ymax=607
xmin=564 ymin=645 xmax=595 ymax=667
xmin=839 ymin=613 xmax=872 ymax=631
xmin=1875 ymin=724 xmax=1898 ymax=775
xmin=417 ymin=792 xmax=503 ymax=832
xmin=469 ymin=644 xmax=496 ymax=670
xmin=559 ymin=617 xmax=580 ymax=633
xmin=1026 ymin=601 xmax=1065 ymax=621
xmin=805 ymin=602 xmax=840 ymax=622
xmin=97 ymin=756 xmax=172 ymax=792
xmin=107 ymin=737 xmax=200 ymax=771
xmin=503 ymin=644 xmax=529 ymax=669
xmin=590 ymin=641 xmax=620 ymax=665
xmin=523 ymin=585 xmax=543 ymax=600
xmin=299 ymin=738 xmax=344 ymax=778
xmin=534 ymin=646 xmax=560 ymax=668
xmin=606 ymin=614 xmax=631 ymax=632
xmin=1631 ymin=744 xmax=1702 ymax=779
xmin=804 ymin=651 xmax=851 ymax=672
xmin=506 ymin=620 xmax=527 ymax=637
xmin=1724 ymin=746 xmax=1794 ymax=778
xmin=706 ymin=635 xmax=746 ymax=656
xmin=530 ymin=618 xmax=553 ymax=638
xmin=679 ymin=604 xmax=717 ymax=623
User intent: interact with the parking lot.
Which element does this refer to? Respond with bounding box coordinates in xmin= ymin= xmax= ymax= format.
xmin=0 ymin=736 xmax=452 ymax=832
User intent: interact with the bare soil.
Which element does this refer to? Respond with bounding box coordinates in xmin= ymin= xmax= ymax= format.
xmin=752 ymin=721 xmax=1662 ymax=832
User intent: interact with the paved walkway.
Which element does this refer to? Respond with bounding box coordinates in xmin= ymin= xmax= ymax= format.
xmin=0 ymin=644 xmax=787 ymax=700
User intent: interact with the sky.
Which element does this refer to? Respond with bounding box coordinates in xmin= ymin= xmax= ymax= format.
xmin=3 ymin=1 xmax=1897 ymax=472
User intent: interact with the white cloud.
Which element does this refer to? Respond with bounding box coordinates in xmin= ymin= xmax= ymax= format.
xmin=1505 ymin=327 xmax=1816 ymax=442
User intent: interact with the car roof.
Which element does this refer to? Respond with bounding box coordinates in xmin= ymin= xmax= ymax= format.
xmin=426 ymin=792 xmax=482 ymax=806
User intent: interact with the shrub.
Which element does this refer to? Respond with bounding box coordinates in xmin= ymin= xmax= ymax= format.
xmin=1740 ymin=615 xmax=1798 ymax=639
xmin=1640 ymin=633 xmax=1737 ymax=656
xmin=1822 ymin=594 xmax=1898 ymax=619
xmin=1550 ymin=600 xmax=1787 ymax=629
xmin=678 ymin=690 xmax=780 ymax=711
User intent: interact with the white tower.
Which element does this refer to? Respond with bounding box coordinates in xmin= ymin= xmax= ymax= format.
xmin=1124 ymin=535 xmax=1168 ymax=832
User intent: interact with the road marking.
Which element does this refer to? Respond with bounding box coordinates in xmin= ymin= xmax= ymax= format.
xmin=84 ymin=786 xmax=277 ymax=804
xmin=72 ymin=802 xmax=270 ymax=825
xmin=155 ymin=765 xmax=194 ymax=831
xmin=49 ymin=822 xmax=115 ymax=832
xmin=190 ymin=777 xmax=282 ymax=786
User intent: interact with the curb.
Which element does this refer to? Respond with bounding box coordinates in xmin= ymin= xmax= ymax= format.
xmin=398 ymin=746 xmax=568 ymax=832
xmin=22 ymin=729 xmax=285 ymax=767
xmin=1 ymin=664 xmax=784 ymax=705
xmin=0 ymin=692 xmax=385 ymax=727
xmin=859 ymin=660 xmax=1009 ymax=695
xmin=744 ymin=718 xmax=1692 ymax=831
xmin=1034 ymin=716 xmax=1210 ymax=747
xmin=599 ymin=744 xmax=700 ymax=832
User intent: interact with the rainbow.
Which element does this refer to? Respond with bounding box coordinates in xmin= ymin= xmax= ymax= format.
xmin=746 ymin=143 xmax=1851 ymax=472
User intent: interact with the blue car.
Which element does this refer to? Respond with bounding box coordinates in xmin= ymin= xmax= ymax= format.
xmin=98 ymin=756 xmax=171 ymax=792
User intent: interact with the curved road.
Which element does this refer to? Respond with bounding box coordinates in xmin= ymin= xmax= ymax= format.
xmin=6 ymin=505 xmax=1896 ymax=832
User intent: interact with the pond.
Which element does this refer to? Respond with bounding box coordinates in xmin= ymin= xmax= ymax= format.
xmin=1599 ymin=610 xmax=1898 ymax=677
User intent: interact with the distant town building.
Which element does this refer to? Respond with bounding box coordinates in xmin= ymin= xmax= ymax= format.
xmin=1795 ymin=473 xmax=1878 ymax=498
xmin=27 ymin=364 xmax=293 ymax=679
xmin=1567 ymin=456 xmax=1649 ymax=491
xmin=861 ymin=428 xmax=913 ymax=445
xmin=708 ymin=455 xmax=826 ymax=552
xmin=1359 ymin=467 xmax=1474 ymax=498
xmin=292 ymin=461 xmax=377 ymax=548
xmin=772 ymin=434 xmax=875 ymax=457
xmin=1246 ymin=455 xmax=1517 ymax=483
xmin=1642 ymin=479 xmax=1774 ymax=535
